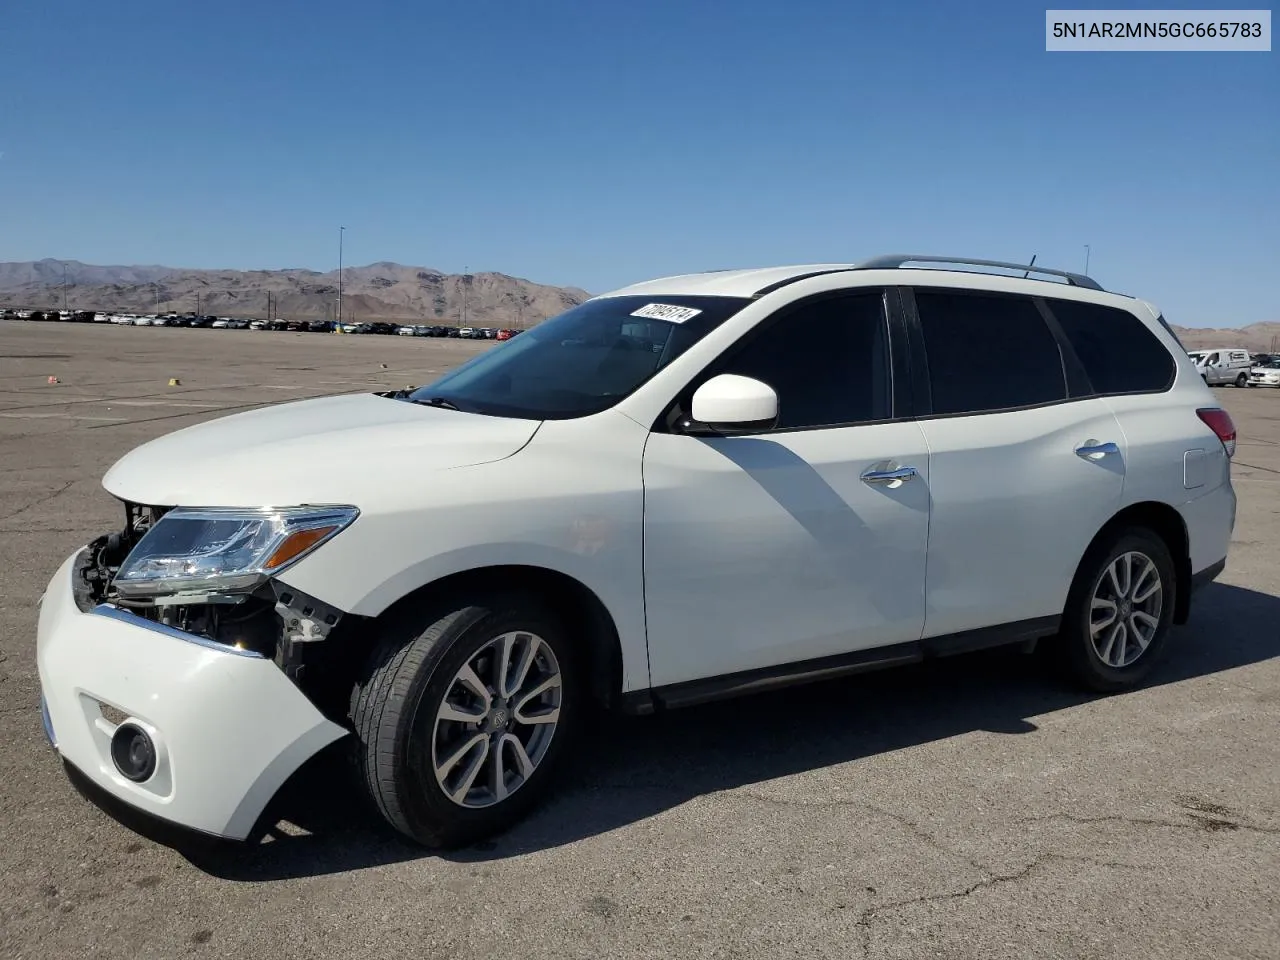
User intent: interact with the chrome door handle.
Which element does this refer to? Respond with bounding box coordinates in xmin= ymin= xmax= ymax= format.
xmin=1075 ymin=440 xmax=1119 ymax=461
xmin=861 ymin=466 xmax=918 ymax=485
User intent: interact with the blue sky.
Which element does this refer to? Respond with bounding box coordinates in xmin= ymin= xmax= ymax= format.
xmin=2 ymin=0 xmax=1276 ymax=325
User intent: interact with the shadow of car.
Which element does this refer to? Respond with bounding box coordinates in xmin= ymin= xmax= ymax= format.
xmin=62 ymin=581 xmax=1280 ymax=881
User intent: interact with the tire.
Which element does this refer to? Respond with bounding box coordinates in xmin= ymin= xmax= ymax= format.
xmin=1054 ymin=527 xmax=1176 ymax=693
xmin=350 ymin=592 xmax=579 ymax=847
xmin=1235 ymin=373 xmax=1248 ymax=387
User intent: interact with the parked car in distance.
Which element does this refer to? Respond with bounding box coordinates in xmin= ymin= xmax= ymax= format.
xmin=495 ymin=328 xmax=514 ymax=341
xmin=36 ymin=254 xmax=1236 ymax=851
xmin=1248 ymin=359 xmax=1280 ymax=387
xmin=398 ymin=325 xmax=416 ymax=336
xmin=307 ymin=320 xmax=333 ymax=333
xmin=1192 ymin=348 xmax=1253 ymax=386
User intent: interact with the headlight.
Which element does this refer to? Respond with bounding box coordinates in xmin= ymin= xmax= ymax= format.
xmin=113 ymin=505 xmax=358 ymax=598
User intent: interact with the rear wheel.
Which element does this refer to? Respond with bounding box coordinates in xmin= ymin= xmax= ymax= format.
xmin=1054 ymin=528 xmax=1176 ymax=692
xmin=350 ymin=593 xmax=579 ymax=847
xmin=1235 ymin=373 xmax=1248 ymax=387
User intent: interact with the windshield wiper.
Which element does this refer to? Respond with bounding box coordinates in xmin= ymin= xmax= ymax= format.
xmin=413 ymin=396 xmax=461 ymax=411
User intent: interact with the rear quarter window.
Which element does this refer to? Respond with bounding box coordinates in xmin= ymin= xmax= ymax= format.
xmin=1045 ymin=299 xmax=1175 ymax=395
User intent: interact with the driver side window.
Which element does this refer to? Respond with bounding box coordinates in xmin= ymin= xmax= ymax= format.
xmin=701 ymin=292 xmax=891 ymax=431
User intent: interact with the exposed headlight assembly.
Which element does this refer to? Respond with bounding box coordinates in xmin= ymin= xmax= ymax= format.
xmin=113 ymin=506 xmax=358 ymax=598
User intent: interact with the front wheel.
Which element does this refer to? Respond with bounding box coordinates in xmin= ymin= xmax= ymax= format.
xmin=350 ymin=593 xmax=579 ymax=847
xmin=1054 ymin=528 xmax=1176 ymax=692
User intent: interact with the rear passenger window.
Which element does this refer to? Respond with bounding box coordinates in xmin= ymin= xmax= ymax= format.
xmin=1048 ymin=299 xmax=1175 ymax=394
xmin=914 ymin=290 xmax=1066 ymax=416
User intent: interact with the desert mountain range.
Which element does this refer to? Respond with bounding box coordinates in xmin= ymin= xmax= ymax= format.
xmin=1 ymin=259 xmax=1275 ymax=348
xmin=0 ymin=259 xmax=590 ymax=327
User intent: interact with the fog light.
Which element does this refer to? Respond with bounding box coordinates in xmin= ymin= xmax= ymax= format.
xmin=109 ymin=723 xmax=157 ymax=783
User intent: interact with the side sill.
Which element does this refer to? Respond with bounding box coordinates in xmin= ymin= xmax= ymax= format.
xmin=626 ymin=616 xmax=1062 ymax=713
xmin=919 ymin=615 xmax=1060 ymax=658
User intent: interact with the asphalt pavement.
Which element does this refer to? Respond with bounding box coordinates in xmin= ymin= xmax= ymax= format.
xmin=1 ymin=321 xmax=1276 ymax=960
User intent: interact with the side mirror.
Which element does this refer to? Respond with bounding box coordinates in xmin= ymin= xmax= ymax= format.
xmin=685 ymin=374 xmax=779 ymax=435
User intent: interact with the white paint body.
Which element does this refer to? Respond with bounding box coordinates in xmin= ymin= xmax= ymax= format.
xmin=1195 ymin=348 xmax=1253 ymax=385
xmin=37 ymin=552 xmax=347 ymax=839
xmin=1248 ymin=363 xmax=1280 ymax=387
xmin=37 ymin=264 xmax=1236 ymax=837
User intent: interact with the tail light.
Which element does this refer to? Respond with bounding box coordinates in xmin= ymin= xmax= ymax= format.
xmin=1197 ymin=407 xmax=1236 ymax=458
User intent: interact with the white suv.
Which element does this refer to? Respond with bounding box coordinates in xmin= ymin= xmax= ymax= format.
xmin=36 ymin=255 xmax=1237 ymax=847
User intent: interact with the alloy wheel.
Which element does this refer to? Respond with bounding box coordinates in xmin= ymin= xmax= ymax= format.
xmin=430 ymin=631 xmax=562 ymax=808
xmin=1089 ymin=551 xmax=1164 ymax=668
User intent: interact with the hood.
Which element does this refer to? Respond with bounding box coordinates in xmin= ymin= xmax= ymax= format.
xmin=102 ymin=393 xmax=540 ymax=507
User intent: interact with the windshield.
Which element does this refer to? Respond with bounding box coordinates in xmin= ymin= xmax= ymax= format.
xmin=407 ymin=295 xmax=751 ymax=419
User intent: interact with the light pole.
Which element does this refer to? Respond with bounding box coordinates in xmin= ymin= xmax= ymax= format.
xmin=61 ymin=262 xmax=68 ymax=312
xmin=462 ymin=265 xmax=469 ymax=327
xmin=338 ymin=226 xmax=345 ymax=326
xmin=1083 ymin=245 xmax=1091 ymax=275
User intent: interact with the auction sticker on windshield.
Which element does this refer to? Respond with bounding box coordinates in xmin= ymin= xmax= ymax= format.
xmin=630 ymin=303 xmax=702 ymax=324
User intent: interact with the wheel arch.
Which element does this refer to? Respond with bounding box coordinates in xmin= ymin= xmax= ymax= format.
xmin=1078 ymin=501 xmax=1192 ymax=624
xmin=374 ymin=564 xmax=625 ymax=711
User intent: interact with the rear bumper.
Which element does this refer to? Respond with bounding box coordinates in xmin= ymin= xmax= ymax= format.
xmin=1191 ymin=557 xmax=1226 ymax=593
xmin=1179 ymin=480 xmax=1235 ymax=576
xmin=36 ymin=550 xmax=347 ymax=840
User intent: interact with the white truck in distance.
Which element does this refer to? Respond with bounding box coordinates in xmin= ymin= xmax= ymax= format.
xmin=1189 ymin=348 xmax=1253 ymax=386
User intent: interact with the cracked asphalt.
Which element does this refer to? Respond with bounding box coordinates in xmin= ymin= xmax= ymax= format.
xmin=1 ymin=320 xmax=1277 ymax=960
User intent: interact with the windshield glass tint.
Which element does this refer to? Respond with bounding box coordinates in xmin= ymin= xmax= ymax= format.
xmin=409 ymin=295 xmax=751 ymax=419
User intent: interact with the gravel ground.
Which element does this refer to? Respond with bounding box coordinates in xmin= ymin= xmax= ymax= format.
xmin=1 ymin=320 xmax=1277 ymax=960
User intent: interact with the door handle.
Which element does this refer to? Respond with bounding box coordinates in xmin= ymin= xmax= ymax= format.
xmin=861 ymin=466 xmax=918 ymax=485
xmin=1075 ymin=440 xmax=1119 ymax=461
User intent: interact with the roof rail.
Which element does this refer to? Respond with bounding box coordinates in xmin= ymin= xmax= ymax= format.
xmin=853 ymin=255 xmax=1104 ymax=291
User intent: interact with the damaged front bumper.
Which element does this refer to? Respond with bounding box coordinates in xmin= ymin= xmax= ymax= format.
xmin=37 ymin=549 xmax=349 ymax=839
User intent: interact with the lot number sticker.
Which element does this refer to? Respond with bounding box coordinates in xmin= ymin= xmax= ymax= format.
xmin=630 ymin=303 xmax=702 ymax=324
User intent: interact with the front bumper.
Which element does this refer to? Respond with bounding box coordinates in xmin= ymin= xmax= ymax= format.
xmin=36 ymin=550 xmax=348 ymax=840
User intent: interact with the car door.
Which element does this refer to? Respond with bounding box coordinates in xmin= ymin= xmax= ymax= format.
xmin=902 ymin=286 xmax=1127 ymax=640
xmin=1204 ymin=351 xmax=1222 ymax=383
xmin=642 ymin=290 xmax=930 ymax=688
